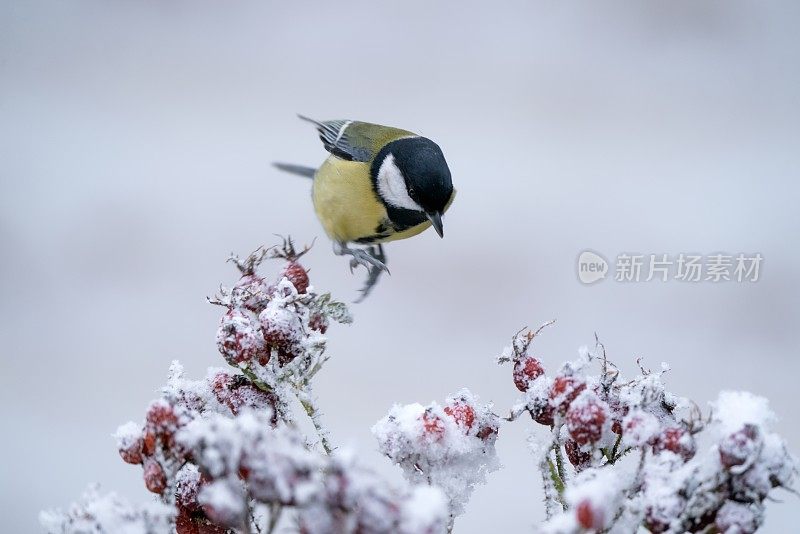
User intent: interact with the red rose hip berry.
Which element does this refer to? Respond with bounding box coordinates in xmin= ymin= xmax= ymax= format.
xmin=210 ymin=371 xmax=234 ymax=406
xmin=118 ymin=435 xmax=144 ymax=465
xmin=259 ymin=307 xmax=303 ymax=366
xmin=143 ymin=459 xmax=167 ymax=494
xmin=528 ymin=393 xmax=555 ymax=426
xmin=719 ymin=424 xmax=760 ymax=469
xmin=575 ymin=499 xmax=604 ymax=530
xmin=216 ymin=309 xmax=268 ymax=366
xmin=476 ymin=424 xmax=498 ymax=441
xmin=564 ymin=439 xmax=593 ymax=470
xmin=652 ymin=427 xmax=696 ymax=461
xmin=283 ymin=261 xmax=309 ymax=293
xmin=144 ymin=400 xmax=180 ymax=450
xmin=566 ymin=395 xmax=608 ymax=445
xmin=513 ymin=356 xmax=545 ymax=391
xmin=421 ymin=410 xmax=445 ymax=441
xmin=715 ymin=501 xmax=759 ymax=534
xmin=444 ymin=402 xmax=475 ymax=430
xmin=549 ymin=375 xmax=586 ymax=413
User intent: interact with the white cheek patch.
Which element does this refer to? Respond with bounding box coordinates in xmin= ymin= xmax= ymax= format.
xmin=376 ymin=153 xmax=422 ymax=211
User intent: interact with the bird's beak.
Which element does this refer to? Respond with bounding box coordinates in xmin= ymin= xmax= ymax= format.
xmin=426 ymin=211 xmax=444 ymax=238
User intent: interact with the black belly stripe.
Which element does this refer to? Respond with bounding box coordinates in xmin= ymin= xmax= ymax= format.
xmin=385 ymin=206 xmax=427 ymax=231
xmin=353 ymin=211 xmax=427 ymax=244
xmin=355 ymin=234 xmax=390 ymax=244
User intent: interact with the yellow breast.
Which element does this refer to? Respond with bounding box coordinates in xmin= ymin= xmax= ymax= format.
xmin=312 ymin=157 xmax=388 ymax=243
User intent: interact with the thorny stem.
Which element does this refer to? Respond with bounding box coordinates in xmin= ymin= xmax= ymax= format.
xmin=547 ymin=456 xmax=564 ymax=507
xmin=242 ymin=367 xmax=272 ymax=392
xmin=266 ymin=503 xmax=282 ymax=534
xmin=299 ymin=353 xmax=330 ymax=386
xmin=546 ymin=444 xmax=567 ymax=511
xmin=241 ymin=513 xmax=252 ymax=534
xmin=600 ymin=448 xmax=649 ymax=533
xmin=541 ymin=457 xmax=559 ymax=520
xmin=248 ymin=501 xmax=262 ymax=534
xmin=240 ymin=362 xmax=334 ymax=455
xmin=553 ymin=444 xmax=568 ymax=510
xmin=299 ymin=392 xmax=334 ymax=454
xmin=609 ymin=434 xmax=622 ymax=463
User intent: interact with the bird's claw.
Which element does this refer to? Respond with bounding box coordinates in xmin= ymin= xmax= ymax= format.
xmin=346 ymin=248 xmax=388 ymax=274
xmin=333 ymin=242 xmax=389 ymax=301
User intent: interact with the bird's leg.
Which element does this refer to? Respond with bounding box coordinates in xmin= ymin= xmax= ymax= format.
xmin=355 ymin=244 xmax=387 ymax=303
xmin=333 ymin=241 xmax=389 ymax=274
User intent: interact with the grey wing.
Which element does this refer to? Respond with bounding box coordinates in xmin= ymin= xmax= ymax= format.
xmin=298 ymin=115 xmax=371 ymax=162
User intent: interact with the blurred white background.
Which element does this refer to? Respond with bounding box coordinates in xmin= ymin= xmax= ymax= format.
xmin=2 ymin=1 xmax=799 ymax=532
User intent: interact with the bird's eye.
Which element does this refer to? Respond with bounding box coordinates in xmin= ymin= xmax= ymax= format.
xmin=408 ymin=187 xmax=416 ymax=197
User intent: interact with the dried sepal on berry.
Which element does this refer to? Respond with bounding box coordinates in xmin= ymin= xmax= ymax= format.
xmin=496 ymin=321 xmax=556 ymax=364
xmin=270 ymin=236 xmax=312 ymax=293
xmin=213 ymin=247 xmax=273 ymax=312
xmin=232 ymin=273 xmax=271 ymax=313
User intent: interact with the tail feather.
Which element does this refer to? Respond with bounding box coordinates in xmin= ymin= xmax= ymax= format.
xmin=273 ymin=162 xmax=316 ymax=178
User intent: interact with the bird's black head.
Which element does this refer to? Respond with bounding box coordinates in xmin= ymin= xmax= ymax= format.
xmin=371 ymin=136 xmax=453 ymax=237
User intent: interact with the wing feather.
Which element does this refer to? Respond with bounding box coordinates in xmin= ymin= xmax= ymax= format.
xmin=298 ymin=115 xmax=369 ymax=162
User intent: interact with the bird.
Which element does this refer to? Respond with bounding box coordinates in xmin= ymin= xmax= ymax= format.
xmin=274 ymin=115 xmax=455 ymax=300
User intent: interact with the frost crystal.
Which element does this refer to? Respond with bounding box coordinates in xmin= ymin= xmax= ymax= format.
xmin=180 ymin=410 xmax=449 ymax=533
xmin=41 ymin=250 xmax=797 ymax=533
xmin=372 ymin=388 xmax=500 ymax=519
xmin=40 ymin=486 xmax=174 ymax=534
xmin=712 ymin=390 xmax=776 ymax=434
xmin=496 ymin=326 xmax=798 ymax=533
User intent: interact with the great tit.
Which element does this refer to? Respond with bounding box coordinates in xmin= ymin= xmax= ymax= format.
xmin=274 ymin=115 xmax=455 ymax=300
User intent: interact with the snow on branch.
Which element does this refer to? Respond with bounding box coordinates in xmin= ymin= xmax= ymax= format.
xmin=41 ymin=243 xmax=796 ymax=533
xmin=39 ymin=485 xmax=174 ymax=534
xmin=372 ymin=388 xmax=500 ymax=524
xmin=500 ymin=325 xmax=797 ymax=534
